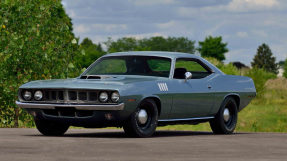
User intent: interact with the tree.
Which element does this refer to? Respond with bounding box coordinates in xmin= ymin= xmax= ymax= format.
xmin=105 ymin=36 xmax=196 ymax=54
xmin=140 ymin=36 xmax=196 ymax=54
xmin=279 ymin=60 xmax=285 ymax=68
xmin=105 ymin=37 xmax=143 ymax=53
xmin=284 ymin=59 xmax=287 ymax=78
xmin=0 ymin=0 xmax=80 ymax=127
xmin=251 ymin=43 xmax=278 ymax=74
xmin=198 ymin=36 xmax=228 ymax=61
xmin=76 ymin=38 xmax=106 ymax=68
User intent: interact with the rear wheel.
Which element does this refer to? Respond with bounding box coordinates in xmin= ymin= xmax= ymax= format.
xmin=123 ymin=99 xmax=158 ymax=137
xmin=209 ymin=97 xmax=238 ymax=134
xmin=35 ymin=119 xmax=69 ymax=136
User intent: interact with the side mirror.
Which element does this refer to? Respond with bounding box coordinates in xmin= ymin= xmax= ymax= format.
xmin=185 ymin=72 xmax=192 ymax=82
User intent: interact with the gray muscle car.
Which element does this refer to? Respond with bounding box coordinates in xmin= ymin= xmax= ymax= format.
xmin=16 ymin=51 xmax=256 ymax=137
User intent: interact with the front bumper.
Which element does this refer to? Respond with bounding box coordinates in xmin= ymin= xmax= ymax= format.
xmin=15 ymin=101 xmax=125 ymax=111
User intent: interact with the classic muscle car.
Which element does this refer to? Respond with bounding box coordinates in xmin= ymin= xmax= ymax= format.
xmin=16 ymin=51 xmax=256 ymax=137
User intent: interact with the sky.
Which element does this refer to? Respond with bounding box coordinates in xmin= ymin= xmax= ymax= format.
xmin=62 ymin=0 xmax=287 ymax=65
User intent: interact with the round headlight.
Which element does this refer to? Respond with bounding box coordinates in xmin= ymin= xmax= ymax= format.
xmin=111 ymin=92 xmax=120 ymax=103
xmin=23 ymin=91 xmax=32 ymax=100
xmin=34 ymin=90 xmax=43 ymax=101
xmin=99 ymin=92 xmax=108 ymax=102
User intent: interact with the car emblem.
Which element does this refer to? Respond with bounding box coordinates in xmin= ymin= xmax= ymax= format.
xmin=158 ymin=83 xmax=168 ymax=91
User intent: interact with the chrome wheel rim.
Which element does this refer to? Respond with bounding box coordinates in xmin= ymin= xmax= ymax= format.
xmin=137 ymin=109 xmax=148 ymax=125
xmin=223 ymin=108 xmax=230 ymax=122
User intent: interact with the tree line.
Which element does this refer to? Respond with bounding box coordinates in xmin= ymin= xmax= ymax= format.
xmin=78 ymin=36 xmax=282 ymax=75
xmin=0 ymin=0 xmax=286 ymax=127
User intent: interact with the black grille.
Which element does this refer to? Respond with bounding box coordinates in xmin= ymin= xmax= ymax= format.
xmin=89 ymin=92 xmax=97 ymax=101
xmin=20 ymin=89 xmax=115 ymax=104
xmin=51 ymin=91 xmax=57 ymax=100
xmin=45 ymin=91 xmax=50 ymax=100
xmin=43 ymin=108 xmax=94 ymax=118
xmin=42 ymin=90 xmax=100 ymax=102
xmin=68 ymin=91 xmax=77 ymax=100
xmin=58 ymin=91 xmax=64 ymax=100
xmin=78 ymin=92 xmax=87 ymax=100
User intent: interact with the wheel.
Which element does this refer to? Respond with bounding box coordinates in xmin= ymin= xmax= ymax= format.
xmin=209 ymin=97 xmax=238 ymax=134
xmin=123 ymin=99 xmax=158 ymax=137
xmin=35 ymin=119 xmax=69 ymax=136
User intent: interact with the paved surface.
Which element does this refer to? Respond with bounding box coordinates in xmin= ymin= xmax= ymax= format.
xmin=1 ymin=129 xmax=287 ymax=161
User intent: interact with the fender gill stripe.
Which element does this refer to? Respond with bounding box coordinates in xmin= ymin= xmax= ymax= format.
xmin=158 ymin=83 xmax=168 ymax=91
xmin=164 ymin=83 xmax=168 ymax=91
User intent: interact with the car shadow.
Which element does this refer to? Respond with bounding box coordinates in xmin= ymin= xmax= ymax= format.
xmin=27 ymin=130 xmax=248 ymax=138
xmin=64 ymin=130 xmax=214 ymax=138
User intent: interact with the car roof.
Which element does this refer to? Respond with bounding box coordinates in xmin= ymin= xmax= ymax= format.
xmin=103 ymin=51 xmax=202 ymax=59
xmin=101 ymin=51 xmax=223 ymax=74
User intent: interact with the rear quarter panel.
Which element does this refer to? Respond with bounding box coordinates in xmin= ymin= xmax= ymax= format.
xmin=209 ymin=74 xmax=256 ymax=115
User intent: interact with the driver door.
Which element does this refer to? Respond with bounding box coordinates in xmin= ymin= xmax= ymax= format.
xmin=169 ymin=58 xmax=214 ymax=119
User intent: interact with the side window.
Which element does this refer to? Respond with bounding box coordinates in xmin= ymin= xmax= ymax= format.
xmin=147 ymin=58 xmax=171 ymax=77
xmin=174 ymin=58 xmax=211 ymax=79
xmin=176 ymin=60 xmax=208 ymax=72
xmin=147 ymin=59 xmax=171 ymax=71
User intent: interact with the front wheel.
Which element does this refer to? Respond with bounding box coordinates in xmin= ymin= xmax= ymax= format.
xmin=35 ymin=119 xmax=69 ymax=136
xmin=209 ymin=97 xmax=238 ymax=134
xmin=123 ymin=99 xmax=158 ymax=137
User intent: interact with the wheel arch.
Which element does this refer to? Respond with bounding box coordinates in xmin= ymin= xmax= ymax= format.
xmin=139 ymin=96 xmax=161 ymax=116
xmin=223 ymin=93 xmax=240 ymax=110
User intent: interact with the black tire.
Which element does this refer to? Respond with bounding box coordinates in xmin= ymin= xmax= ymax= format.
xmin=209 ymin=97 xmax=238 ymax=134
xmin=123 ymin=99 xmax=158 ymax=138
xmin=35 ymin=119 xmax=69 ymax=136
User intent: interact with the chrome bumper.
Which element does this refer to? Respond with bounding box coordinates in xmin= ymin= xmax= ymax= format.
xmin=15 ymin=101 xmax=124 ymax=111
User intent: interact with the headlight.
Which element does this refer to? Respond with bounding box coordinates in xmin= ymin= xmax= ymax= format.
xmin=99 ymin=92 xmax=108 ymax=102
xmin=23 ymin=90 xmax=32 ymax=100
xmin=111 ymin=92 xmax=120 ymax=103
xmin=34 ymin=90 xmax=43 ymax=101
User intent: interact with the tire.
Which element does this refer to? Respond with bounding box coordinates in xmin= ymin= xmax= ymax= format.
xmin=209 ymin=97 xmax=238 ymax=134
xmin=35 ymin=119 xmax=69 ymax=136
xmin=123 ymin=99 xmax=158 ymax=137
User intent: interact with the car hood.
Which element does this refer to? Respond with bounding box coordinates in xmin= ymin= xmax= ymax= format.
xmin=20 ymin=75 xmax=161 ymax=90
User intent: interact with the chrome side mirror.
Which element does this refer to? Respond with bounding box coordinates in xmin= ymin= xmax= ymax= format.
xmin=185 ymin=72 xmax=192 ymax=82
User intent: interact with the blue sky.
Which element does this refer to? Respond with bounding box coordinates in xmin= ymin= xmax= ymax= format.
xmin=62 ymin=0 xmax=287 ymax=65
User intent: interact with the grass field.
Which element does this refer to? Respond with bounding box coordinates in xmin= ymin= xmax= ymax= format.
xmin=158 ymin=78 xmax=287 ymax=132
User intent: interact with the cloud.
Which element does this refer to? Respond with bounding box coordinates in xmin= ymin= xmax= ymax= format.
xmin=236 ymin=32 xmax=248 ymax=38
xmin=156 ymin=21 xmax=176 ymax=29
xmin=178 ymin=0 xmax=280 ymax=16
xmin=251 ymin=30 xmax=268 ymax=38
xmin=131 ymin=0 xmax=175 ymax=6
xmin=204 ymin=22 xmax=227 ymax=36
xmin=270 ymin=44 xmax=287 ymax=61
xmin=74 ymin=24 xmax=90 ymax=34
xmin=227 ymin=0 xmax=279 ymax=12
xmin=92 ymin=24 xmax=127 ymax=32
xmin=125 ymin=32 xmax=167 ymax=39
xmin=225 ymin=49 xmax=255 ymax=65
xmin=63 ymin=0 xmax=287 ymax=64
xmin=66 ymin=9 xmax=76 ymax=18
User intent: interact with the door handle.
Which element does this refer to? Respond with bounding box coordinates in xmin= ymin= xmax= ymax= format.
xmin=208 ymin=85 xmax=212 ymax=89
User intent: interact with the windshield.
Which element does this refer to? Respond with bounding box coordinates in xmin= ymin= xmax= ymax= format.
xmin=83 ymin=56 xmax=172 ymax=78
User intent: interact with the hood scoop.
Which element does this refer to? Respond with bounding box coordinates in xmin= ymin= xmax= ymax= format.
xmin=80 ymin=75 xmax=101 ymax=79
xmin=80 ymin=75 xmax=115 ymax=79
